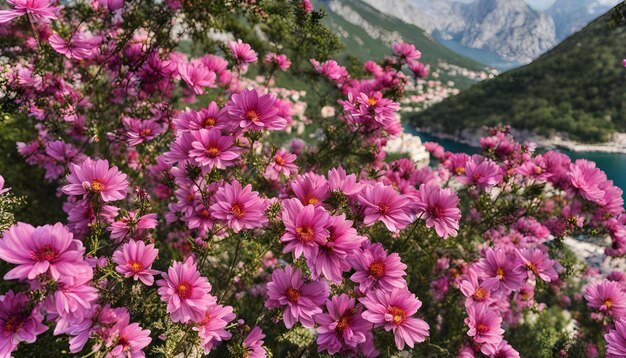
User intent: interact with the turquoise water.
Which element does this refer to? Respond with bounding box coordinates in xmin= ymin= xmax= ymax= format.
xmin=413 ymin=131 xmax=626 ymax=201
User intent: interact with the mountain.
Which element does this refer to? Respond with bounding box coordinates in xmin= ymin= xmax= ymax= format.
xmin=316 ymin=0 xmax=488 ymax=88
xmin=547 ymin=0 xmax=622 ymax=40
xmin=362 ymin=0 xmax=556 ymax=66
xmin=408 ymin=7 xmax=626 ymax=143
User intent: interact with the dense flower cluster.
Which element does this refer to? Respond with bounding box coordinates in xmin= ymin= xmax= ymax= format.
xmin=0 ymin=0 xmax=624 ymax=357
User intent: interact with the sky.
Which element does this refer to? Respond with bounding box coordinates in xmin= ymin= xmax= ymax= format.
xmin=525 ymin=0 xmax=556 ymax=10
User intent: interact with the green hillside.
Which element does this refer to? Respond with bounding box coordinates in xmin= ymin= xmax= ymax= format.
xmin=316 ymin=0 xmax=486 ymax=88
xmin=409 ymin=6 xmax=626 ymax=143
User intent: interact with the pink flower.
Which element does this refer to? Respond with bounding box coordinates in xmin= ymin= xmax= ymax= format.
xmin=44 ymin=269 xmax=98 ymax=318
xmin=0 ymin=175 xmax=10 ymax=195
xmin=63 ymin=158 xmax=129 ymax=202
xmin=178 ymin=59 xmax=217 ymax=95
xmin=457 ymin=157 xmax=502 ymax=190
xmin=392 ymin=42 xmax=422 ymax=63
xmin=474 ymin=248 xmax=525 ymax=293
xmin=349 ymin=242 xmax=407 ymax=294
xmin=124 ymin=118 xmax=163 ymax=146
xmin=290 ymin=172 xmax=329 ymax=206
xmin=264 ymin=148 xmax=298 ymax=180
xmin=408 ymin=61 xmax=429 ymax=78
xmin=228 ymin=39 xmax=258 ymax=70
xmin=189 ymin=128 xmax=241 ymax=170
xmin=516 ymin=248 xmax=558 ymax=282
xmin=569 ymin=159 xmax=608 ymax=205
xmin=265 ymin=265 xmax=329 ymax=328
xmin=465 ymin=303 xmax=504 ymax=345
xmin=157 ymin=257 xmax=215 ymax=323
xmin=359 ymin=183 xmax=413 ymax=232
xmin=243 ymin=326 xmax=266 ymax=358
xmin=481 ymin=339 xmax=520 ymax=358
xmin=413 ymin=184 xmax=461 ymax=239
xmin=112 ymin=240 xmax=159 ymax=286
xmin=0 ymin=291 xmax=48 ymax=357
xmin=605 ymin=318 xmax=626 ymax=357
xmin=210 ymin=179 xmax=268 ymax=233
xmin=459 ymin=268 xmax=494 ymax=307
xmin=585 ymin=280 xmax=626 ymax=318
xmin=48 ymin=32 xmax=93 ymax=60
xmin=310 ymin=59 xmax=349 ymax=83
xmin=264 ymin=52 xmax=292 ymax=71
xmin=225 ymin=89 xmax=287 ymax=131
xmin=316 ymin=294 xmax=372 ymax=354
xmin=193 ymin=303 xmax=236 ymax=354
xmin=328 ymin=166 xmax=363 ymax=196
xmin=360 ymin=288 xmax=429 ymax=350
xmin=302 ymin=0 xmax=313 ymax=13
xmin=0 ymin=222 xmax=87 ymax=281
xmin=353 ymin=92 xmax=399 ymax=126
xmin=280 ymin=198 xmax=330 ymax=259
xmin=107 ymin=321 xmax=152 ymax=358
xmin=0 ymin=0 xmax=60 ymax=24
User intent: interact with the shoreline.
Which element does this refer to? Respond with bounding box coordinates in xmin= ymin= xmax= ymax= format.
xmin=411 ymin=126 xmax=626 ymax=154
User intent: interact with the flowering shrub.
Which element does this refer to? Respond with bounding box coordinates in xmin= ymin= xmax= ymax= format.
xmin=0 ymin=0 xmax=625 ymax=357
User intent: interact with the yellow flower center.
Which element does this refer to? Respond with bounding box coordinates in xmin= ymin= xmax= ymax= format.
xmin=176 ymin=282 xmax=192 ymax=299
xmin=246 ymin=110 xmax=260 ymax=122
xmin=387 ymin=306 xmax=406 ymax=325
xmin=90 ymin=179 xmax=105 ymax=192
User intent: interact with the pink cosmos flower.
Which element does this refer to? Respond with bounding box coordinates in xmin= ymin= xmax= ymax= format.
xmin=280 ymin=198 xmax=330 ymax=259
xmin=605 ymin=318 xmax=626 ymax=357
xmin=457 ymin=157 xmax=503 ymax=190
xmin=408 ymin=61 xmax=429 ymax=78
xmin=392 ymin=42 xmax=422 ymax=63
xmin=0 ymin=291 xmax=48 ymax=357
xmin=481 ymin=339 xmax=520 ymax=358
xmin=107 ymin=320 xmax=152 ymax=358
xmin=225 ymin=89 xmax=287 ymax=131
xmin=112 ymin=240 xmax=159 ymax=286
xmin=290 ymin=172 xmax=329 ymax=206
xmin=157 ymin=257 xmax=215 ymax=323
xmin=360 ymin=288 xmax=429 ymax=350
xmin=264 ymin=148 xmax=298 ymax=180
xmin=107 ymin=211 xmax=157 ymax=242
xmin=0 ymin=0 xmax=60 ymax=24
xmin=63 ymin=158 xmax=129 ymax=202
xmin=123 ymin=118 xmax=163 ymax=146
xmin=413 ymin=184 xmax=461 ymax=239
xmin=359 ymin=183 xmax=413 ymax=232
xmin=48 ymin=32 xmax=93 ymax=60
xmin=474 ymin=248 xmax=525 ymax=293
xmin=210 ymin=180 xmax=268 ymax=233
xmin=516 ymin=248 xmax=558 ymax=283
xmin=0 ymin=222 xmax=87 ymax=281
xmin=328 ymin=166 xmax=363 ymax=196
xmin=193 ymin=303 xmax=236 ymax=354
xmin=265 ymin=265 xmax=329 ymax=328
xmin=349 ymin=242 xmax=407 ymax=294
xmin=228 ymin=39 xmax=258 ymax=70
xmin=310 ymin=59 xmax=349 ymax=83
xmin=459 ymin=268 xmax=494 ymax=307
xmin=189 ymin=128 xmax=241 ymax=170
xmin=0 ymin=175 xmax=10 ymax=195
xmin=264 ymin=52 xmax=292 ymax=71
xmin=243 ymin=326 xmax=266 ymax=358
xmin=302 ymin=0 xmax=313 ymax=13
xmin=316 ymin=294 xmax=372 ymax=354
xmin=178 ymin=59 xmax=217 ymax=95
xmin=44 ymin=269 xmax=98 ymax=319
xmin=568 ymin=159 xmax=608 ymax=205
xmin=584 ymin=280 xmax=626 ymax=318
xmin=465 ymin=303 xmax=504 ymax=345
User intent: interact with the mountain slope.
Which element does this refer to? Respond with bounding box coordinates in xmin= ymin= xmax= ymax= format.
xmin=317 ymin=0 xmax=486 ymax=83
xmin=409 ymin=8 xmax=626 ymax=143
xmin=548 ymin=0 xmax=622 ymax=40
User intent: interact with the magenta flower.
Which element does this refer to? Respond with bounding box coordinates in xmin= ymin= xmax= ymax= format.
xmin=189 ymin=128 xmax=241 ymax=170
xmin=124 ymin=118 xmax=163 ymax=146
xmin=359 ymin=183 xmax=413 ymax=232
xmin=328 ymin=166 xmax=363 ymax=196
xmin=290 ymin=172 xmax=329 ymax=206
xmin=354 ymin=92 xmax=400 ymax=126
xmin=229 ymin=40 xmax=258 ymax=68
xmin=178 ymin=59 xmax=217 ymax=95
xmin=360 ymin=288 xmax=429 ymax=350
xmin=481 ymin=339 xmax=520 ymax=358
xmin=459 ymin=268 xmax=493 ymax=307
xmin=107 ymin=211 xmax=158 ymax=242
xmin=0 ymin=0 xmax=60 ymax=24
xmin=193 ymin=303 xmax=236 ymax=354
xmin=310 ymin=59 xmax=349 ymax=83
xmin=568 ymin=159 xmax=608 ymax=205
xmin=63 ymin=158 xmax=129 ymax=202
xmin=44 ymin=269 xmax=98 ymax=319
xmin=0 ymin=175 xmax=10 ymax=195
xmin=265 ymin=265 xmax=329 ymax=328
xmin=243 ymin=326 xmax=266 ymax=358
xmin=264 ymin=52 xmax=292 ymax=71
xmin=584 ymin=280 xmax=626 ymax=318
xmin=316 ymin=294 xmax=372 ymax=354
xmin=516 ymin=248 xmax=558 ymax=283
xmin=157 ymin=257 xmax=215 ymax=323
xmin=264 ymin=148 xmax=298 ymax=180
xmin=302 ymin=0 xmax=313 ymax=13
xmin=606 ymin=318 xmax=626 ymax=357
xmin=280 ymin=198 xmax=330 ymax=259
xmin=112 ymin=240 xmax=159 ymax=286
xmin=0 ymin=291 xmax=48 ymax=357
xmin=48 ymin=32 xmax=93 ymax=60
xmin=474 ymin=248 xmax=525 ymax=293
xmin=465 ymin=303 xmax=504 ymax=345
xmin=392 ymin=42 xmax=422 ymax=63
xmin=414 ymin=184 xmax=461 ymax=239
xmin=349 ymin=242 xmax=407 ymax=294
xmin=210 ymin=179 xmax=268 ymax=233
xmin=457 ymin=157 xmax=503 ymax=190
xmin=0 ymin=222 xmax=87 ymax=281
xmin=108 ymin=321 xmax=152 ymax=357
xmin=225 ymin=89 xmax=287 ymax=131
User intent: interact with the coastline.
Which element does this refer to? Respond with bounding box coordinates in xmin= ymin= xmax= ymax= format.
xmin=411 ymin=126 xmax=626 ymax=154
